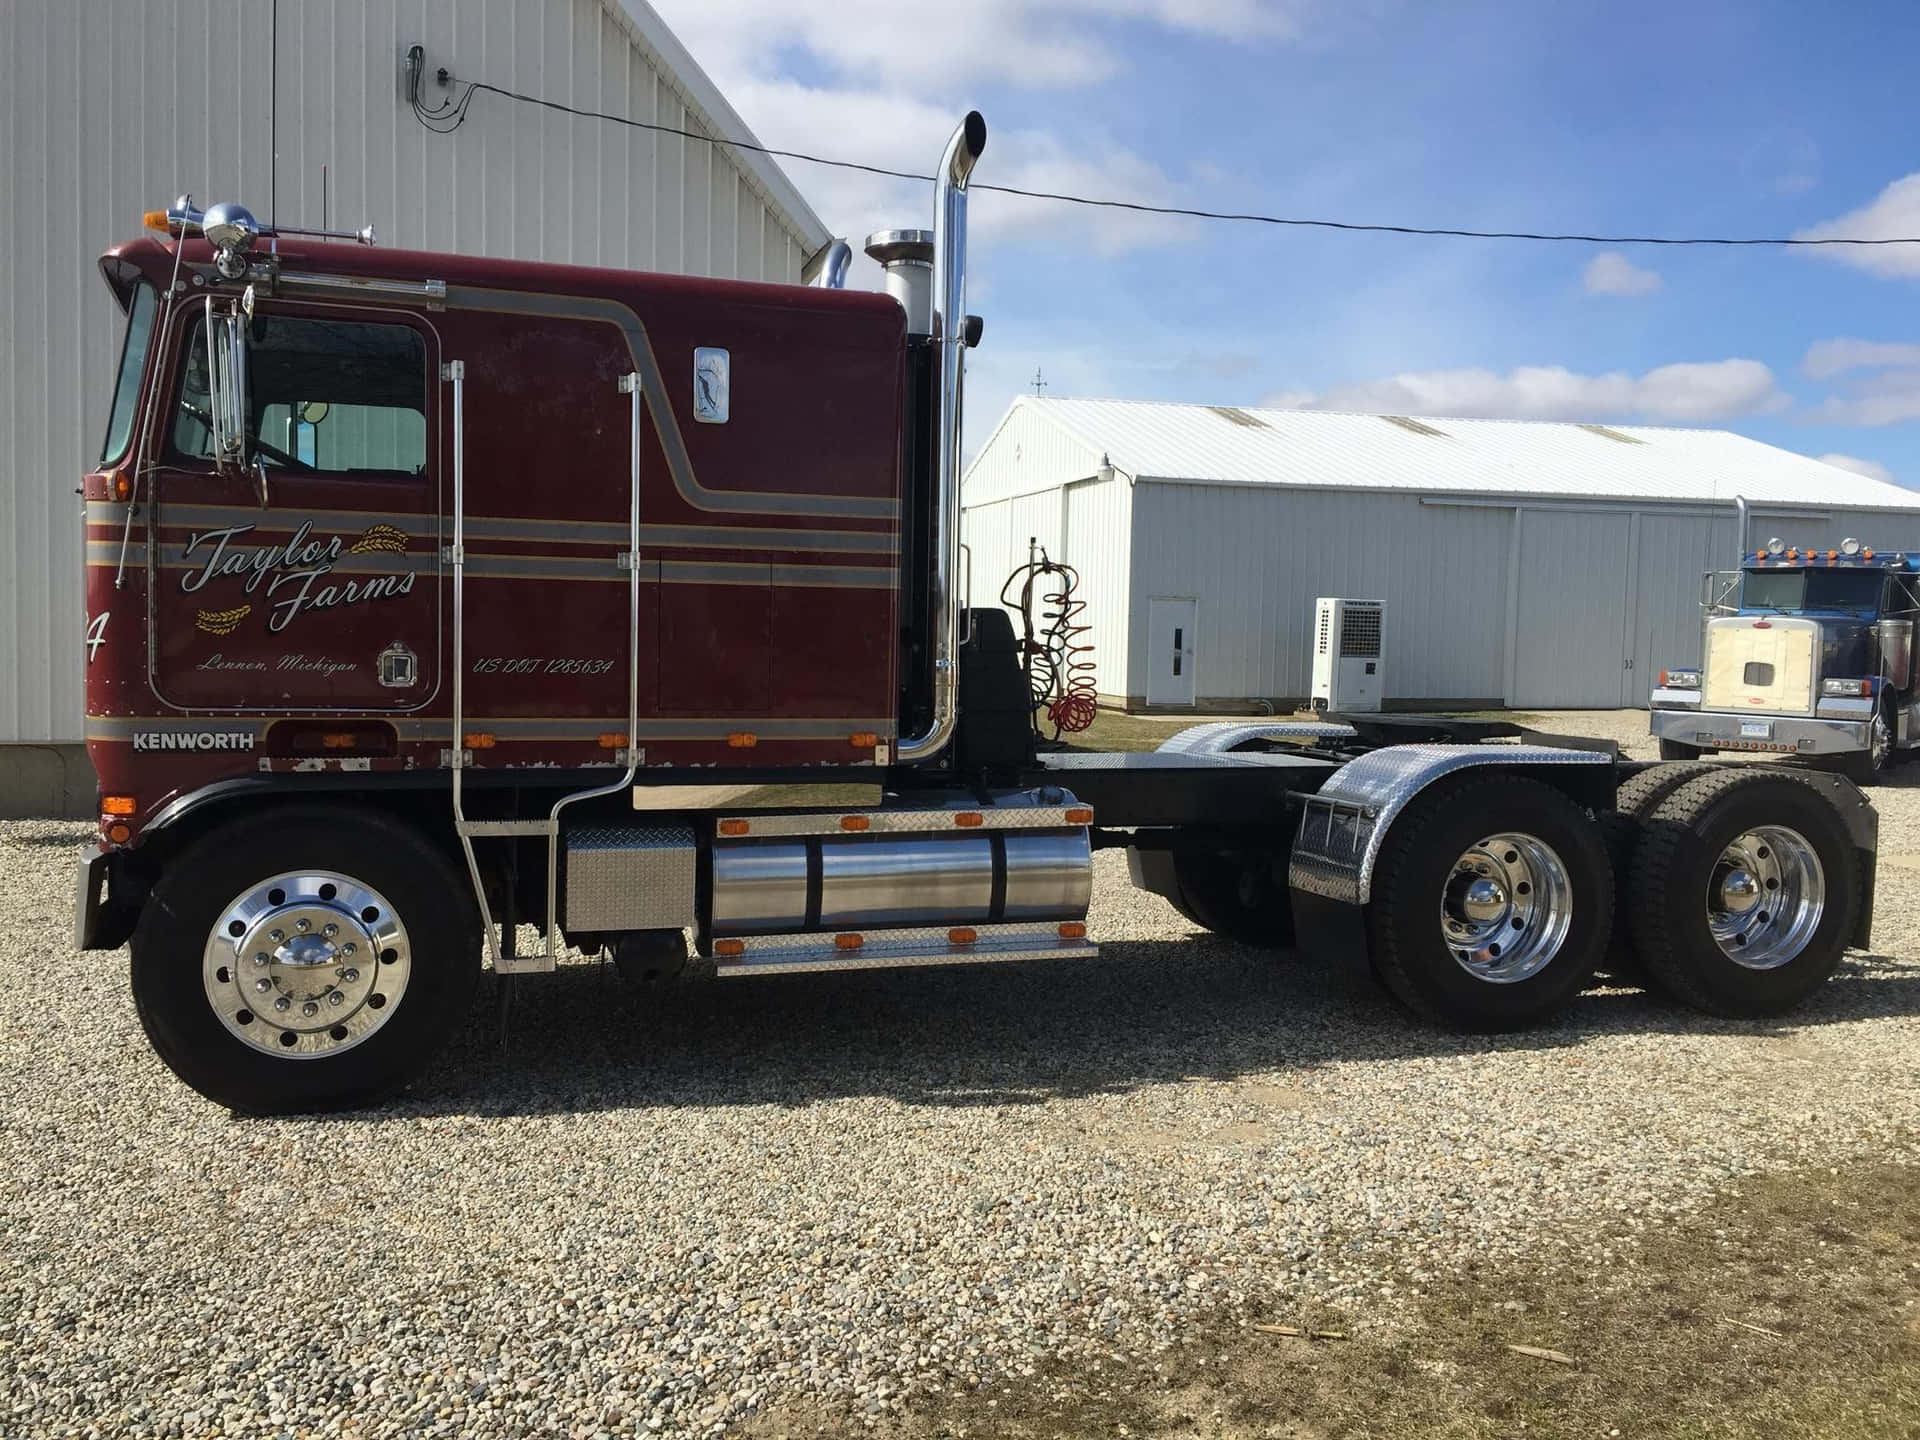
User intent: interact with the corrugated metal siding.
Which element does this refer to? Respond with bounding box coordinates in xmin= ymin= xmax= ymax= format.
xmin=1063 ymin=476 xmax=1132 ymax=700
xmin=961 ymin=400 xmax=1107 ymax=507
xmin=0 ymin=0 xmax=820 ymax=745
xmin=1128 ymin=485 xmax=1514 ymax=705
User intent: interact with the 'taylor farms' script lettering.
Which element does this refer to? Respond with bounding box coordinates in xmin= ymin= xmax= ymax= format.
xmin=180 ymin=522 xmax=415 ymax=634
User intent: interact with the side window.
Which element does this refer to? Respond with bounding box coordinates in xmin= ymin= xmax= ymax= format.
xmin=168 ymin=313 xmax=428 ymax=475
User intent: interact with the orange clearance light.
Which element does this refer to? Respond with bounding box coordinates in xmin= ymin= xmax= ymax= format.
xmin=1786 ymin=548 xmax=1798 ymax=559
xmin=1864 ymin=548 xmax=1876 ymax=559
xmin=714 ymin=938 xmax=746 ymax=958
xmin=954 ymin=811 xmax=985 ymax=828
xmin=726 ymin=732 xmax=758 ymax=749
xmin=106 ymin=822 xmax=132 ymax=846
xmin=1828 ymin=550 xmax=1838 ymax=560
xmin=597 ymin=732 xmax=627 ymax=749
xmin=849 ymin=732 xmax=878 ymax=748
xmin=102 ymin=795 xmax=137 ymax=816
xmin=109 ymin=470 xmax=133 ymax=501
xmin=834 ymin=933 xmax=865 ymax=951
xmin=463 ymin=732 xmax=497 ymax=749
xmin=1064 ymin=806 xmax=1094 ymax=825
xmin=1753 ymin=550 xmax=1765 ymax=562
xmin=717 ymin=818 xmax=750 ymax=837
xmin=839 ymin=815 xmax=871 ymax=831
xmin=948 ymin=927 xmax=978 ymax=945
xmin=141 ymin=209 xmax=171 ymax=234
xmin=1058 ymin=922 xmax=1088 ymax=940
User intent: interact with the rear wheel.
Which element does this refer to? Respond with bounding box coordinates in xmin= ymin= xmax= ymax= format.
xmin=1658 ymin=738 xmax=1701 ymax=761
xmin=1168 ymin=839 xmax=1295 ymax=949
xmin=1365 ymin=775 xmax=1610 ymax=1030
xmin=1601 ymin=762 xmax=1720 ymax=984
xmin=1627 ymin=770 xmax=1861 ymax=1017
xmin=131 ymin=807 xmax=480 ymax=1113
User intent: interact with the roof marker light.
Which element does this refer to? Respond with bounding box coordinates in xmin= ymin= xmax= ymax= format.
xmin=1864 ymin=548 xmax=1875 ymax=560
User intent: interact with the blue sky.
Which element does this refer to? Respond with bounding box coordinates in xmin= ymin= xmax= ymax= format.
xmin=652 ymin=0 xmax=1920 ymax=484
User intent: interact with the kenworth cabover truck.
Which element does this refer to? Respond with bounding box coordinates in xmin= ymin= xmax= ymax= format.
xmin=75 ymin=115 xmax=1879 ymax=1112
xmin=1651 ymin=531 xmax=1920 ymax=783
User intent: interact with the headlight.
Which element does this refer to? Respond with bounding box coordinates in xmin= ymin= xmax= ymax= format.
xmin=1659 ymin=669 xmax=1702 ymax=689
xmin=1821 ymin=678 xmax=1873 ymax=697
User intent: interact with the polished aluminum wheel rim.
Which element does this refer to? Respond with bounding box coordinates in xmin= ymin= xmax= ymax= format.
xmin=1440 ymin=832 xmax=1573 ymax=984
xmin=1707 ymin=826 xmax=1824 ymax=970
xmin=1869 ymin=714 xmax=1891 ymax=772
xmin=202 ymin=870 xmax=412 ymax=1059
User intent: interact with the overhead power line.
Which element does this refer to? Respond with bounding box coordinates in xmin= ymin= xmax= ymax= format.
xmin=411 ymin=74 xmax=1920 ymax=250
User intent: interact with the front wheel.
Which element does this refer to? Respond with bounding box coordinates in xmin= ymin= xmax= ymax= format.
xmin=131 ymin=806 xmax=480 ymax=1114
xmin=1365 ymin=775 xmax=1611 ymax=1030
xmin=1838 ymin=710 xmax=1893 ymax=786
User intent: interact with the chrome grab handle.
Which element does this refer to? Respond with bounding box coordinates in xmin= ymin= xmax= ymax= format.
xmin=960 ymin=541 xmax=974 ymax=647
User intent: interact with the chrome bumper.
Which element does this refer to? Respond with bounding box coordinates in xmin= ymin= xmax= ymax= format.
xmin=1648 ymin=707 xmax=1869 ymax=757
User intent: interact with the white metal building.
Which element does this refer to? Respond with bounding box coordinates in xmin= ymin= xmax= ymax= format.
xmin=0 ymin=0 xmax=831 ymax=814
xmin=961 ymin=397 xmax=1920 ymax=712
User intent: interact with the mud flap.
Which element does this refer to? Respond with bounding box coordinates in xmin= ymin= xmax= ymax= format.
xmin=1290 ymin=889 xmax=1371 ymax=977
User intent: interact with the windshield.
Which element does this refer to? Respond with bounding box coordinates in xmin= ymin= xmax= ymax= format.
xmin=1742 ymin=567 xmax=1885 ymax=614
xmin=100 ymin=282 xmax=158 ymax=464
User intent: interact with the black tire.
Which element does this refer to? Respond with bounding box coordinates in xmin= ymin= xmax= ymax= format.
xmin=1627 ymin=769 xmax=1861 ymax=1017
xmin=1658 ymin=738 xmax=1701 ymax=761
xmin=1600 ymin=762 xmax=1722 ymax=984
xmin=1168 ymin=839 xmax=1296 ymax=949
xmin=131 ymin=806 xmax=480 ymax=1114
xmin=1837 ymin=707 xmax=1893 ymax=786
xmin=1366 ymin=774 xmax=1611 ymax=1031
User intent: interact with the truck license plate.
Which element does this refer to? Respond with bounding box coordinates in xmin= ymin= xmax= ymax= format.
xmin=1740 ymin=720 xmax=1772 ymax=739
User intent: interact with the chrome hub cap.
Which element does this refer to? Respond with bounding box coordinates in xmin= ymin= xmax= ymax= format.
xmin=202 ymin=870 xmax=412 ymax=1058
xmin=1441 ymin=832 xmax=1573 ymax=984
xmin=1708 ymin=826 xmax=1824 ymax=970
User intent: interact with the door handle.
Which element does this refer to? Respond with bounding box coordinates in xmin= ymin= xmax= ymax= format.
xmin=252 ymin=454 xmax=271 ymax=510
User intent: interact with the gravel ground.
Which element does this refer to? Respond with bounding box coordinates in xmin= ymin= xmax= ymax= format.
xmin=5 ymin=712 xmax=1920 ymax=1438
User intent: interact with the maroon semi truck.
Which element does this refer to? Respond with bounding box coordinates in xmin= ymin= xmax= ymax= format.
xmin=75 ymin=114 xmax=1879 ymax=1112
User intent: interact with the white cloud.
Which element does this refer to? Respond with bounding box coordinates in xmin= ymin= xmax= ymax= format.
xmin=1582 ymin=251 xmax=1661 ymax=296
xmin=1807 ymin=370 xmax=1920 ymax=427
xmin=1262 ymin=358 xmax=1788 ymax=423
xmin=1795 ymin=174 xmax=1920 ymax=278
xmin=649 ymin=0 xmax=1297 ymax=260
xmin=1817 ymin=453 xmax=1896 ymax=485
xmin=1802 ymin=338 xmax=1920 ymax=380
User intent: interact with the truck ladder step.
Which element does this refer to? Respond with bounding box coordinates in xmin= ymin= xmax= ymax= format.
xmin=711 ymin=920 xmax=1096 ymax=978
xmin=458 ymin=819 xmax=558 ymax=838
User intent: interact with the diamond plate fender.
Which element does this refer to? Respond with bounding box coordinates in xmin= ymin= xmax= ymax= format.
xmin=1288 ymin=744 xmax=1614 ymax=907
xmin=1156 ymin=720 xmax=1357 ymax=755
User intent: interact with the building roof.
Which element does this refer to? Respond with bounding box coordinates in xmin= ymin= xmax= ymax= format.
xmin=1008 ymin=396 xmax=1920 ymax=512
xmin=606 ymin=0 xmax=832 ymax=257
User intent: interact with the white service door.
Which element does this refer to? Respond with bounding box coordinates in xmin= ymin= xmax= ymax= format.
xmin=1147 ymin=597 xmax=1198 ymax=706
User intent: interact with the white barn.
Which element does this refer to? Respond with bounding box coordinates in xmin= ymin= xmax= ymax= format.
xmin=960 ymin=397 xmax=1920 ymax=713
xmin=0 ymin=0 xmax=831 ymax=815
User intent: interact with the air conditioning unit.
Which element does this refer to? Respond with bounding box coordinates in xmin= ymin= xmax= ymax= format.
xmin=1311 ymin=597 xmax=1385 ymax=713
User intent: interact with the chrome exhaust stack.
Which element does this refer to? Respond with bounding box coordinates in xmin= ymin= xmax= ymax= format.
xmin=1734 ymin=493 xmax=1749 ymax=568
xmin=897 ymin=110 xmax=986 ymax=765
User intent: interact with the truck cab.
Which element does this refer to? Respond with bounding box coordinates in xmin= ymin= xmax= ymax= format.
xmin=1650 ymin=537 xmax=1920 ymax=782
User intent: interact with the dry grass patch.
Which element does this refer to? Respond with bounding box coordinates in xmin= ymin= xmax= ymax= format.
xmin=739 ymin=1164 xmax=1920 ymax=1439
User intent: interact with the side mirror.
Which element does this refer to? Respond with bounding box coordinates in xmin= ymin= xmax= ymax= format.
xmin=204 ymin=295 xmax=251 ymax=472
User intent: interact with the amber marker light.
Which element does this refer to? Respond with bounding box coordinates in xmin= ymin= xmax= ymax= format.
xmin=463 ymin=732 xmax=497 ymax=749
xmin=839 ymin=815 xmax=871 ymax=831
xmin=106 ymin=822 xmax=132 ymax=846
xmin=108 ymin=470 xmax=133 ymax=501
xmin=141 ymin=209 xmax=171 ymax=233
xmin=849 ymin=731 xmax=878 ymax=748
xmin=102 ymin=795 xmax=137 ymax=816
xmin=834 ymin=933 xmax=865 ymax=950
xmin=726 ymin=732 xmax=758 ymax=748
xmin=948 ymin=927 xmax=978 ymax=945
xmin=320 ymin=733 xmax=358 ymax=749
xmin=714 ymin=938 xmax=745 ymax=957
xmin=954 ymin=811 xmax=985 ymax=827
xmin=717 ymin=819 xmax=750 ymax=837
xmin=1064 ymin=807 xmax=1094 ymax=825
xmin=597 ymin=732 xmax=627 ymax=749
xmin=1058 ymin=922 xmax=1088 ymax=940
